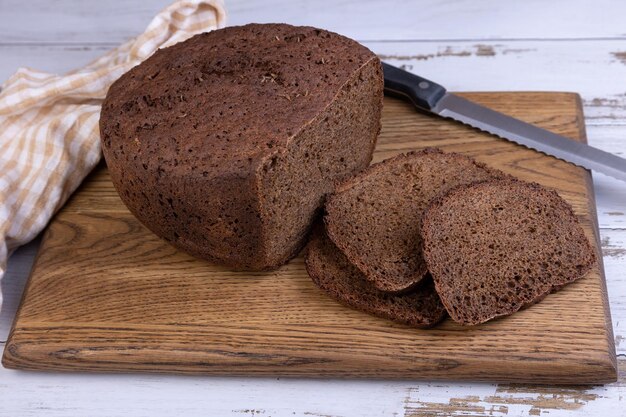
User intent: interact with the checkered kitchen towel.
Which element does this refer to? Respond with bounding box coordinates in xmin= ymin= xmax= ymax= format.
xmin=0 ymin=0 xmax=226 ymax=306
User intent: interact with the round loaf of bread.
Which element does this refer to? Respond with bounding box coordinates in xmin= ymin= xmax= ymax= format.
xmin=100 ymin=24 xmax=384 ymax=270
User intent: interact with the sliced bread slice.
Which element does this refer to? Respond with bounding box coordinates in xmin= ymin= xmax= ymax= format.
xmin=324 ymin=148 xmax=505 ymax=293
xmin=305 ymin=225 xmax=447 ymax=328
xmin=421 ymin=179 xmax=597 ymax=326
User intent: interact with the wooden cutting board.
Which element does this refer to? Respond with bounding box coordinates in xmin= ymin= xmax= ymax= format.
xmin=3 ymin=92 xmax=617 ymax=384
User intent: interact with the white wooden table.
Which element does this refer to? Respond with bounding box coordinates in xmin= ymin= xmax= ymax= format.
xmin=1 ymin=1 xmax=625 ymax=415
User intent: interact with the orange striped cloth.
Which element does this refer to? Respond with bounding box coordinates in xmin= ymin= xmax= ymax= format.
xmin=0 ymin=0 xmax=226 ymax=306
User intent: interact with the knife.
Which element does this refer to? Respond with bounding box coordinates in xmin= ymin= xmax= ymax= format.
xmin=382 ymin=62 xmax=626 ymax=182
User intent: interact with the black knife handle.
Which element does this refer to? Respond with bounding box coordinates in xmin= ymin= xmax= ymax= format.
xmin=382 ymin=62 xmax=447 ymax=111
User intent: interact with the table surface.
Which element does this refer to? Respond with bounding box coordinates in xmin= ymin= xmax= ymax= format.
xmin=1 ymin=1 xmax=625 ymax=416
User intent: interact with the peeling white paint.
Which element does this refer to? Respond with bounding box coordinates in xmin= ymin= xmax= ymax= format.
xmin=403 ymin=383 xmax=626 ymax=417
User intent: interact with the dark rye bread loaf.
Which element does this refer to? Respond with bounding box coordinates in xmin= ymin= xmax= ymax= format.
xmin=324 ymin=148 xmax=506 ymax=293
xmin=421 ymin=179 xmax=597 ymax=325
xmin=305 ymin=225 xmax=447 ymax=328
xmin=100 ymin=24 xmax=383 ymax=270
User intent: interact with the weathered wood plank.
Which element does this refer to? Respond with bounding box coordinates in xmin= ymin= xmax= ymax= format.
xmin=0 ymin=0 xmax=170 ymax=44
xmin=0 ymin=358 xmax=623 ymax=417
xmin=402 ymin=368 xmax=626 ymax=416
xmin=0 ymin=44 xmax=112 ymax=83
xmin=228 ymin=0 xmax=626 ymax=41
xmin=595 ymin=174 xmax=626 ymax=229
xmin=2 ymin=0 xmax=626 ymax=43
xmin=369 ymin=40 xmax=626 ymax=126
xmin=601 ymin=228 xmax=626 ymax=354
xmin=4 ymin=39 xmax=625 ymax=124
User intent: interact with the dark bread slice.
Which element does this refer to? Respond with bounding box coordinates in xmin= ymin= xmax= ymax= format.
xmin=324 ymin=148 xmax=506 ymax=293
xmin=421 ymin=179 xmax=597 ymax=326
xmin=100 ymin=24 xmax=383 ymax=270
xmin=305 ymin=225 xmax=447 ymax=328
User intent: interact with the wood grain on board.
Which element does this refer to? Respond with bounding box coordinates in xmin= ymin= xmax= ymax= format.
xmin=2 ymin=92 xmax=617 ymax=384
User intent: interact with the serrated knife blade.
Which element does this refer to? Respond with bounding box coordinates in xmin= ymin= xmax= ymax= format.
xmin=382 ymin=62 xmax=626 ymax=182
